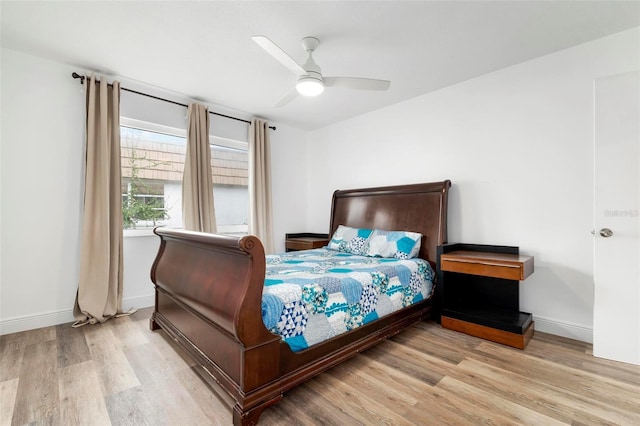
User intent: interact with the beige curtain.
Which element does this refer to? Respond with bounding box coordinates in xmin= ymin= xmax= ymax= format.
xmin=73 ymin=75 xmax=127 ymax=326
xmin=249 ymin=119 xmax=274 ymax=254
xmin=182 ymin=103 xmax=217 ymax=232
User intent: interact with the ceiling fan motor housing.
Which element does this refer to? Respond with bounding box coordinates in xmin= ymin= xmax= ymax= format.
xmin=298 ymin=37 xmax=324 ymax=96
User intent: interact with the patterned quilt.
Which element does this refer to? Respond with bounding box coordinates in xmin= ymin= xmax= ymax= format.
xmin=261 ymin=248 xmax=435 ymax=352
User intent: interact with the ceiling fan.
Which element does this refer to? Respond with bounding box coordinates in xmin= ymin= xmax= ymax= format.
xmin=252 ymin=35 xmax=391 ymax=107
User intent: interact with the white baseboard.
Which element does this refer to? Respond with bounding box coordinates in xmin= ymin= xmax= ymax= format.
xmin=533 ymin=315 xmax=593 ymax=344
xmin=0 ymin=294 xmax=155 ymax=336
xmin=121 ymin=294 xmax=155 ymax=314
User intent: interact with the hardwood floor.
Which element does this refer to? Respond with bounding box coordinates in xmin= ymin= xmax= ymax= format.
xmin=2 ymin=307 xmax=639 ymax=425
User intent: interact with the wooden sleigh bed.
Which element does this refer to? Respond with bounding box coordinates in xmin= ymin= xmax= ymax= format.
xmin=150 ymin=180 xmax=451 ymax=425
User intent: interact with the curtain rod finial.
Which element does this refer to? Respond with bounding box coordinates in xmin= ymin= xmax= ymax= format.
xmin=72 ymin=72 xmax=85 ymax=84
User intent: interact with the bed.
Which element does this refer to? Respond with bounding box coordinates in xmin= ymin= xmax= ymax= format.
xmin=150 ymin=180 xmax=451 ymax=425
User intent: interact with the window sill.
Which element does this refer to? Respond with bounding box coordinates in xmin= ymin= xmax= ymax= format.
xmin=123 ymin=229 xmax=158 ymax=238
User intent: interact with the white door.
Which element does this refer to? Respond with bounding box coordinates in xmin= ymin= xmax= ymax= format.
xmin=593 ymin=71 xmax=640 ymax=365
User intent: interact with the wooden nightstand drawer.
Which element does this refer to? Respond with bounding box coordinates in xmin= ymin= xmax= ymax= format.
xmin=440 ymin=250 xmax=534 ymax=281
xmin=285 ymin=233 xmax=329 ymax=252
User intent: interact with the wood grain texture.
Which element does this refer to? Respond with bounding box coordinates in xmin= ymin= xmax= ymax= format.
xmin=308 ymin=372 xmax=414 ymax=425
xmin=108 ymin=314 xmax=149 ymax=349
xmin=0 ymin=378 xmax=18 ymax=426
xmin=83 ymin=321 xmax=141 ymax=396
xmin=175 ymin=367 xmax=233 ymax=426
xmin=104 ymin=386 xmax=160 ymax=426
xmin=11 ymin=340 xmax=59 ymax=425
xmin=123 ymin=342 xmax=211 ymax=425
xmin=55 ymin=324 xmax=91 ymax=368
xmin=2 ymin=313 xmax=639 ymax=425
xmin=442 ymin=315 xmax=535 ymax=349
xmin=440 ymin=250 xmax=534 ymax=280
xmin=0 ymin=326 xmax=55 ymax=382
xmin=58 ymin=361 xmax=111 ymax=426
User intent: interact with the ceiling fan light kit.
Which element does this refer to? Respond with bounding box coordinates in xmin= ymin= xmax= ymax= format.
xmin=252 ymin=35 xmax=390 ymax=107
xmin=296 ymin=76 xmax=324 ymax=96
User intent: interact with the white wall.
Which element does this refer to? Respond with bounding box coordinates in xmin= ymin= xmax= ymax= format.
xmin=306 ymin=28 xmax=640 ymax=342
xmin=269 ymin=123 xmax=310 ymax=253
xmin=0 ymin=47 xmax=308 ymax=333
xmin=1 ymin=48 xmax=85 ymax=332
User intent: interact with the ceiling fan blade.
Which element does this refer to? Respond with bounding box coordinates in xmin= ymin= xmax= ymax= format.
xmin=274 ymin=88 xmax=299 ymax=108
xmin=324 ymin=77 xmax=390 ymax=91
xmin=252 ymin=35 xmax=306 ymax=76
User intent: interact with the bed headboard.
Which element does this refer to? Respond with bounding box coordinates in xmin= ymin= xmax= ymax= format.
xmin=329 ymin=180 xmax=451 ymax=265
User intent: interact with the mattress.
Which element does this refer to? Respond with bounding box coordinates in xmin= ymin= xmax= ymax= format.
xmin=262 ymin=248 xmax=435 ymax=352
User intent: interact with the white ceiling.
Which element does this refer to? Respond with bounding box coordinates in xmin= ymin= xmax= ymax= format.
xmin=2 ymin=1 xmax=639 ymax=130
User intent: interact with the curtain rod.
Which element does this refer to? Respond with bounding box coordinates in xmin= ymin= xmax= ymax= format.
xmin=71 ymin=72 xmax=276 ymax=131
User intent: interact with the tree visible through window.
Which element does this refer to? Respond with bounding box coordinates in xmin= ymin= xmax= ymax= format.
xmin=121 ymin=151 xmax=169 ymax=229
xmin=120 ymin=125 xmax=249 ymax=235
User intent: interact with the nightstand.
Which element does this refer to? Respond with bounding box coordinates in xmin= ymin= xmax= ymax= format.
xmin=285 ymin=233 xmax=330 ymax=252
xmin=437 ymin=243 xmax=535 ymax=349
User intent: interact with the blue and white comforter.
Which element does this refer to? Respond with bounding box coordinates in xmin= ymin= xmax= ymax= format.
xmin=261 ymin=248 xmax=435 ymax=352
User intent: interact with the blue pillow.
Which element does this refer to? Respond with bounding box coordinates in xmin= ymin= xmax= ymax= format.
xmin=326 ymin=225 xmax=373 ymax=255
xmin=364 ymin=229 xmax=422 ymax=259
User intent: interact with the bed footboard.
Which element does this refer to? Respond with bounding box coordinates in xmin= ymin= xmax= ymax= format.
xmin=150 ymin=228 xmax=282 ymax=425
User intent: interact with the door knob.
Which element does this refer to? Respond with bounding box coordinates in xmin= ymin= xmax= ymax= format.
xmin=599 ymin=228 xmax=613 ymax=238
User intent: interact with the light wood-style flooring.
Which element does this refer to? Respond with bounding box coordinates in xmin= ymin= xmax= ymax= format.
xmin=2 ymin=307 xmax=639 ymax=425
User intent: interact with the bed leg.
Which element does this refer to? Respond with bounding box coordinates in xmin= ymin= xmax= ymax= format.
xmin=149 ymin=312 xmax=161 ymax=331
xmin=233 ymin=394 xmax=283 ymax=426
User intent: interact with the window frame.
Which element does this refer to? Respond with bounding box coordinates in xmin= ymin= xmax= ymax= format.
xmin=120 ymin=117 xmax=249 ymax=237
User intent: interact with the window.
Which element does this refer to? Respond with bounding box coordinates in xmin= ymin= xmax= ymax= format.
xmin=122 ymin=179 xmax=167 ymax=229
xmin=120 ymin=119 xmax=249 ymax=236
